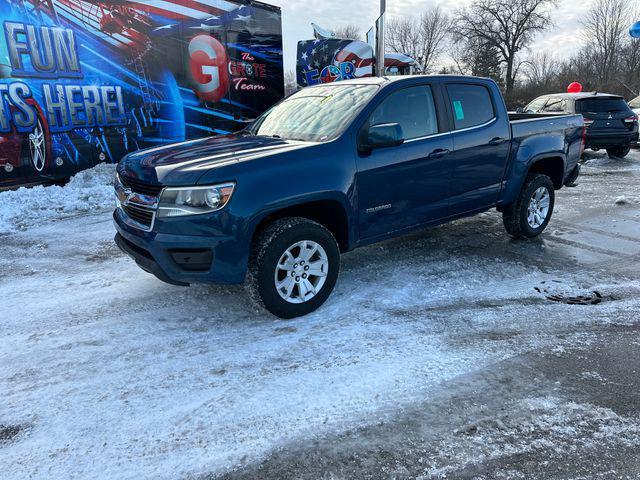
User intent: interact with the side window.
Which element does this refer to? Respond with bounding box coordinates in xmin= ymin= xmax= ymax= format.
xmin=369 ymin=85 xmax=438 ymax=140
xmin=526 ymin=97 xmax=548 ymax=113
xmin=446 ymin=84 xmax=495 ymax=129
xmin=542 ymin=98 xmax=565 ymax=112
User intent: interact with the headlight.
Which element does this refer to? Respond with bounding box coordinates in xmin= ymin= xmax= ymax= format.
xmin=157 ymin=183 xmax=235 ymax=218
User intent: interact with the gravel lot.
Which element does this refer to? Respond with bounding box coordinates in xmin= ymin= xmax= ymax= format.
xmin=1 ymin=150 xmax=639 ymax=479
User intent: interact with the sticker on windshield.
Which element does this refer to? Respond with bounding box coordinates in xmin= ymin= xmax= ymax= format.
xmin=453 ymin=100 xmax=465 ymax=120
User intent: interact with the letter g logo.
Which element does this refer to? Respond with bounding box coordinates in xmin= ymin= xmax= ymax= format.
xmin=188 ymin=35 xmax=229 ymax=103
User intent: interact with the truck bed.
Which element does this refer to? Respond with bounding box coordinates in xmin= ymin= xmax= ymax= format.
xmin=507 ymin=112 xmax=570 ymax=122
xmin=502 ymin=113 xmax=584 ymax=200
xmin=509 ymin=113 xmax=584 ymax=140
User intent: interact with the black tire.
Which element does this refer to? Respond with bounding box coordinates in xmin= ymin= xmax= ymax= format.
xmin=606 ymin=146 xmax=631 ymax=158
xmin=503 ymin=174 xmax=555 ymax=239
xmin=246 ymin=217 xmax=340 ymax=319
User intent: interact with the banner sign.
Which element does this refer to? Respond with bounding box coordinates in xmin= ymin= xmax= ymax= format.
xmin=0 ymin=0 xmax=284 ymax=188
xmin=296 ymin=39 xmax=373 ymax=88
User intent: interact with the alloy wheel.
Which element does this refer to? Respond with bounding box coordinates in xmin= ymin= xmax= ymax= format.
xmin=527 ymin=186 xmax=551 ymax=229
xmin=274 ymin=240 xmax=329 ymax=304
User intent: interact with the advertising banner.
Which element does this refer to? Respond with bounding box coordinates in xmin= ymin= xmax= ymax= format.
xmin=0 ymin=0 xmax=284 ymax=188
xmin=296 ymin=38 xmax=373 ymax=88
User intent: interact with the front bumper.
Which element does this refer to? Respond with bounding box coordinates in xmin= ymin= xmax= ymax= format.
xmin=115 ymin=232 xmax=189 ymax=286
xmin=113 ymin=209 xmax=249 ymax=286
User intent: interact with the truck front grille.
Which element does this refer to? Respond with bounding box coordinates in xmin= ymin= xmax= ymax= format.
xmin=119 ymin=175 xmax=163 ymax=197
xmin=123 ymin=204 xmax=154 ymax=228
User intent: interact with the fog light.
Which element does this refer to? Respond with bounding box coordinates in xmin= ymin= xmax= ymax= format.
xmin=98 ymin=152 xmax=106 ymax=161
xmin=4 ymin=163 xmax=14 ymax=173
xmin=169 ymin=249 xmax=213 ymax=272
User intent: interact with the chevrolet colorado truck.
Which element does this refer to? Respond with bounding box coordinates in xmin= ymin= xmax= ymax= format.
xmin=114 ymin=75 xmax=585 ymax=318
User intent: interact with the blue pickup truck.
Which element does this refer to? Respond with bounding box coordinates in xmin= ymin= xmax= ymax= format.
xmin=114 ymin=75 xmax=585 ymax=318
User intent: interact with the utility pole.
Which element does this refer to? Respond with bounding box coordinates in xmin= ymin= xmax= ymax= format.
xmin=376 ymin=0 xmax=386 ymax=77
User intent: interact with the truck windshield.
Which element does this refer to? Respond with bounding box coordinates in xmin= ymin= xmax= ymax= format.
xmin=249 ymin=84 xmax=379 ymax=142
xmin=576 ymin=97 xmax=631 ymax=114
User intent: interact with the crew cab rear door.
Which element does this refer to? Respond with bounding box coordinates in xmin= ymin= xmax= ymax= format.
xmin=355 ymin=81 xmax=453 ymax=240
xmin=444 ymin=82 xmax=511 ymax=214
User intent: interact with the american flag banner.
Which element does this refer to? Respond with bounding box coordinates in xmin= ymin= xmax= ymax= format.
xmin=296 ymin=38 xmax=373 ymax=89
xmin=19 ymin=0 xmax=245 ymax=52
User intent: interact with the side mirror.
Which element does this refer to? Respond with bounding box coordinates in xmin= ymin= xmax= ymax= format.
xmin=515 ymin=106 xmax=524 ymax=114
xmin=361 ymin=123 xmax=404 ymax=153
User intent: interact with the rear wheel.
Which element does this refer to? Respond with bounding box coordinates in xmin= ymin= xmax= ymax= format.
xmin=503 ymin=174 xmax=555 ymax=239
xmin=246 ymin=217 xmax=340 ymax=319
xmin=606 ymin=146 xmax=630 ymax=158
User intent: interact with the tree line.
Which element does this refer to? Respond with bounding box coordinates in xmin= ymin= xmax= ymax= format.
xmin=329 ymin=0 xmax=639 ymax=108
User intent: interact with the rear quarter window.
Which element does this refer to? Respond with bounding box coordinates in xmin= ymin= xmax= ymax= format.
xmin=542 ymin=98 xmax=567 ymax=113
xmin=446 ymin=84 xmax=495 ymax=129
xmin=526 ymin=97 xmax=548 ymax=113
xmin=576 ymin=97 xmax=632 ymax=114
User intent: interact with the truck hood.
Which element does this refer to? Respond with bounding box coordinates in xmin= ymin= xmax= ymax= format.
xmin=118 ymin=134 xmax=312 ymax=185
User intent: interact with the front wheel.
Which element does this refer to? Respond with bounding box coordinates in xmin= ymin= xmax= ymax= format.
xmin=503 ymin=174 xmax=555 ymax=239
xmin=606 ymin=146 xmax=630 ymax=158
xmin=246 ymin=217 xmax=340 ymax=319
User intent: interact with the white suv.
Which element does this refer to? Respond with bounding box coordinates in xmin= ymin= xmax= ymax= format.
xmin=630 ymin=96 xmax=640 ymax=147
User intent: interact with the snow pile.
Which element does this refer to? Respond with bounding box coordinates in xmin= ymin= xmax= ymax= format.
xmin=0 ymin=163 xmax=115 ymax=234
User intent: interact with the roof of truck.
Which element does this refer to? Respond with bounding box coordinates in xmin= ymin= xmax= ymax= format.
xmin=311 ymin=74 xmax=494 ymax=87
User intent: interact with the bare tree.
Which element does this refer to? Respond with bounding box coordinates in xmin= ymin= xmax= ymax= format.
xmin=581 ymin=0 xmax=632 ymax=85
xmin=284 ymin=70 xmax=298 ymax=96
xmin=455 ymin=0 xmax=555 ymax=102
xmin=449 ymin=37 xmax=503 ymax=86
xmin=330 ymin=24 xmax=362 ymax=40
xmin=620 ymin=38 xmax=640 ymax=95
xmin=387 ymin=5 xmax=452 ymax=73
xmin=524 ymin=51 xmax=561 ymax=88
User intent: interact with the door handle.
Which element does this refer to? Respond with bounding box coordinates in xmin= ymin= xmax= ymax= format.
xmin=489 ymin=137 xmax=507 ymax=146
xmin=428 ymin=148 xmax=450 ymax=158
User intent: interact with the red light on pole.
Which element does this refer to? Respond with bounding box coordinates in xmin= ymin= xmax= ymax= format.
xmin=567 ymin=82 xmax=583 ymax=93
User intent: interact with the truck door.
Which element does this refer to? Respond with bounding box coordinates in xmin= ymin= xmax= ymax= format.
xmin=444 ymin=82 xmax=511 ymax=215
xmin=356 ymin=83 xmax=453 ymax=240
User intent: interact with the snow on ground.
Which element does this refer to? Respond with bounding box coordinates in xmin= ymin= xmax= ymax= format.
xmin=0 ymin=163 xmax=115 ymax=235
xmin=424 ymin=396 xmax=640 ymax=479
xmin=1 ymin=151 xmax=640 ymax=479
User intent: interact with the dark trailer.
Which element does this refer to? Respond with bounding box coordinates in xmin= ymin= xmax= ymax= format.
xmin=0 ymin=0 xmax=284 ymax=189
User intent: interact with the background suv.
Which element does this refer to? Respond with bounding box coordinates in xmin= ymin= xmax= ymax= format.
xmin=629 ymin=96 xmax=640 ymax=147
xmin=525 ymin=92 xmax=639 ymax=158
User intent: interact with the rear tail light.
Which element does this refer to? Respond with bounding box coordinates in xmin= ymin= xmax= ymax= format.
xmin=623 ymin=115 xmax=637 ymax=131
xmin=579 ymin=125 xmax=587 ymax=156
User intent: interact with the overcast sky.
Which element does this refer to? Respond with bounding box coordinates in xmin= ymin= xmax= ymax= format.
xmin=267 ymin=0 xmax=603 ymax=74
